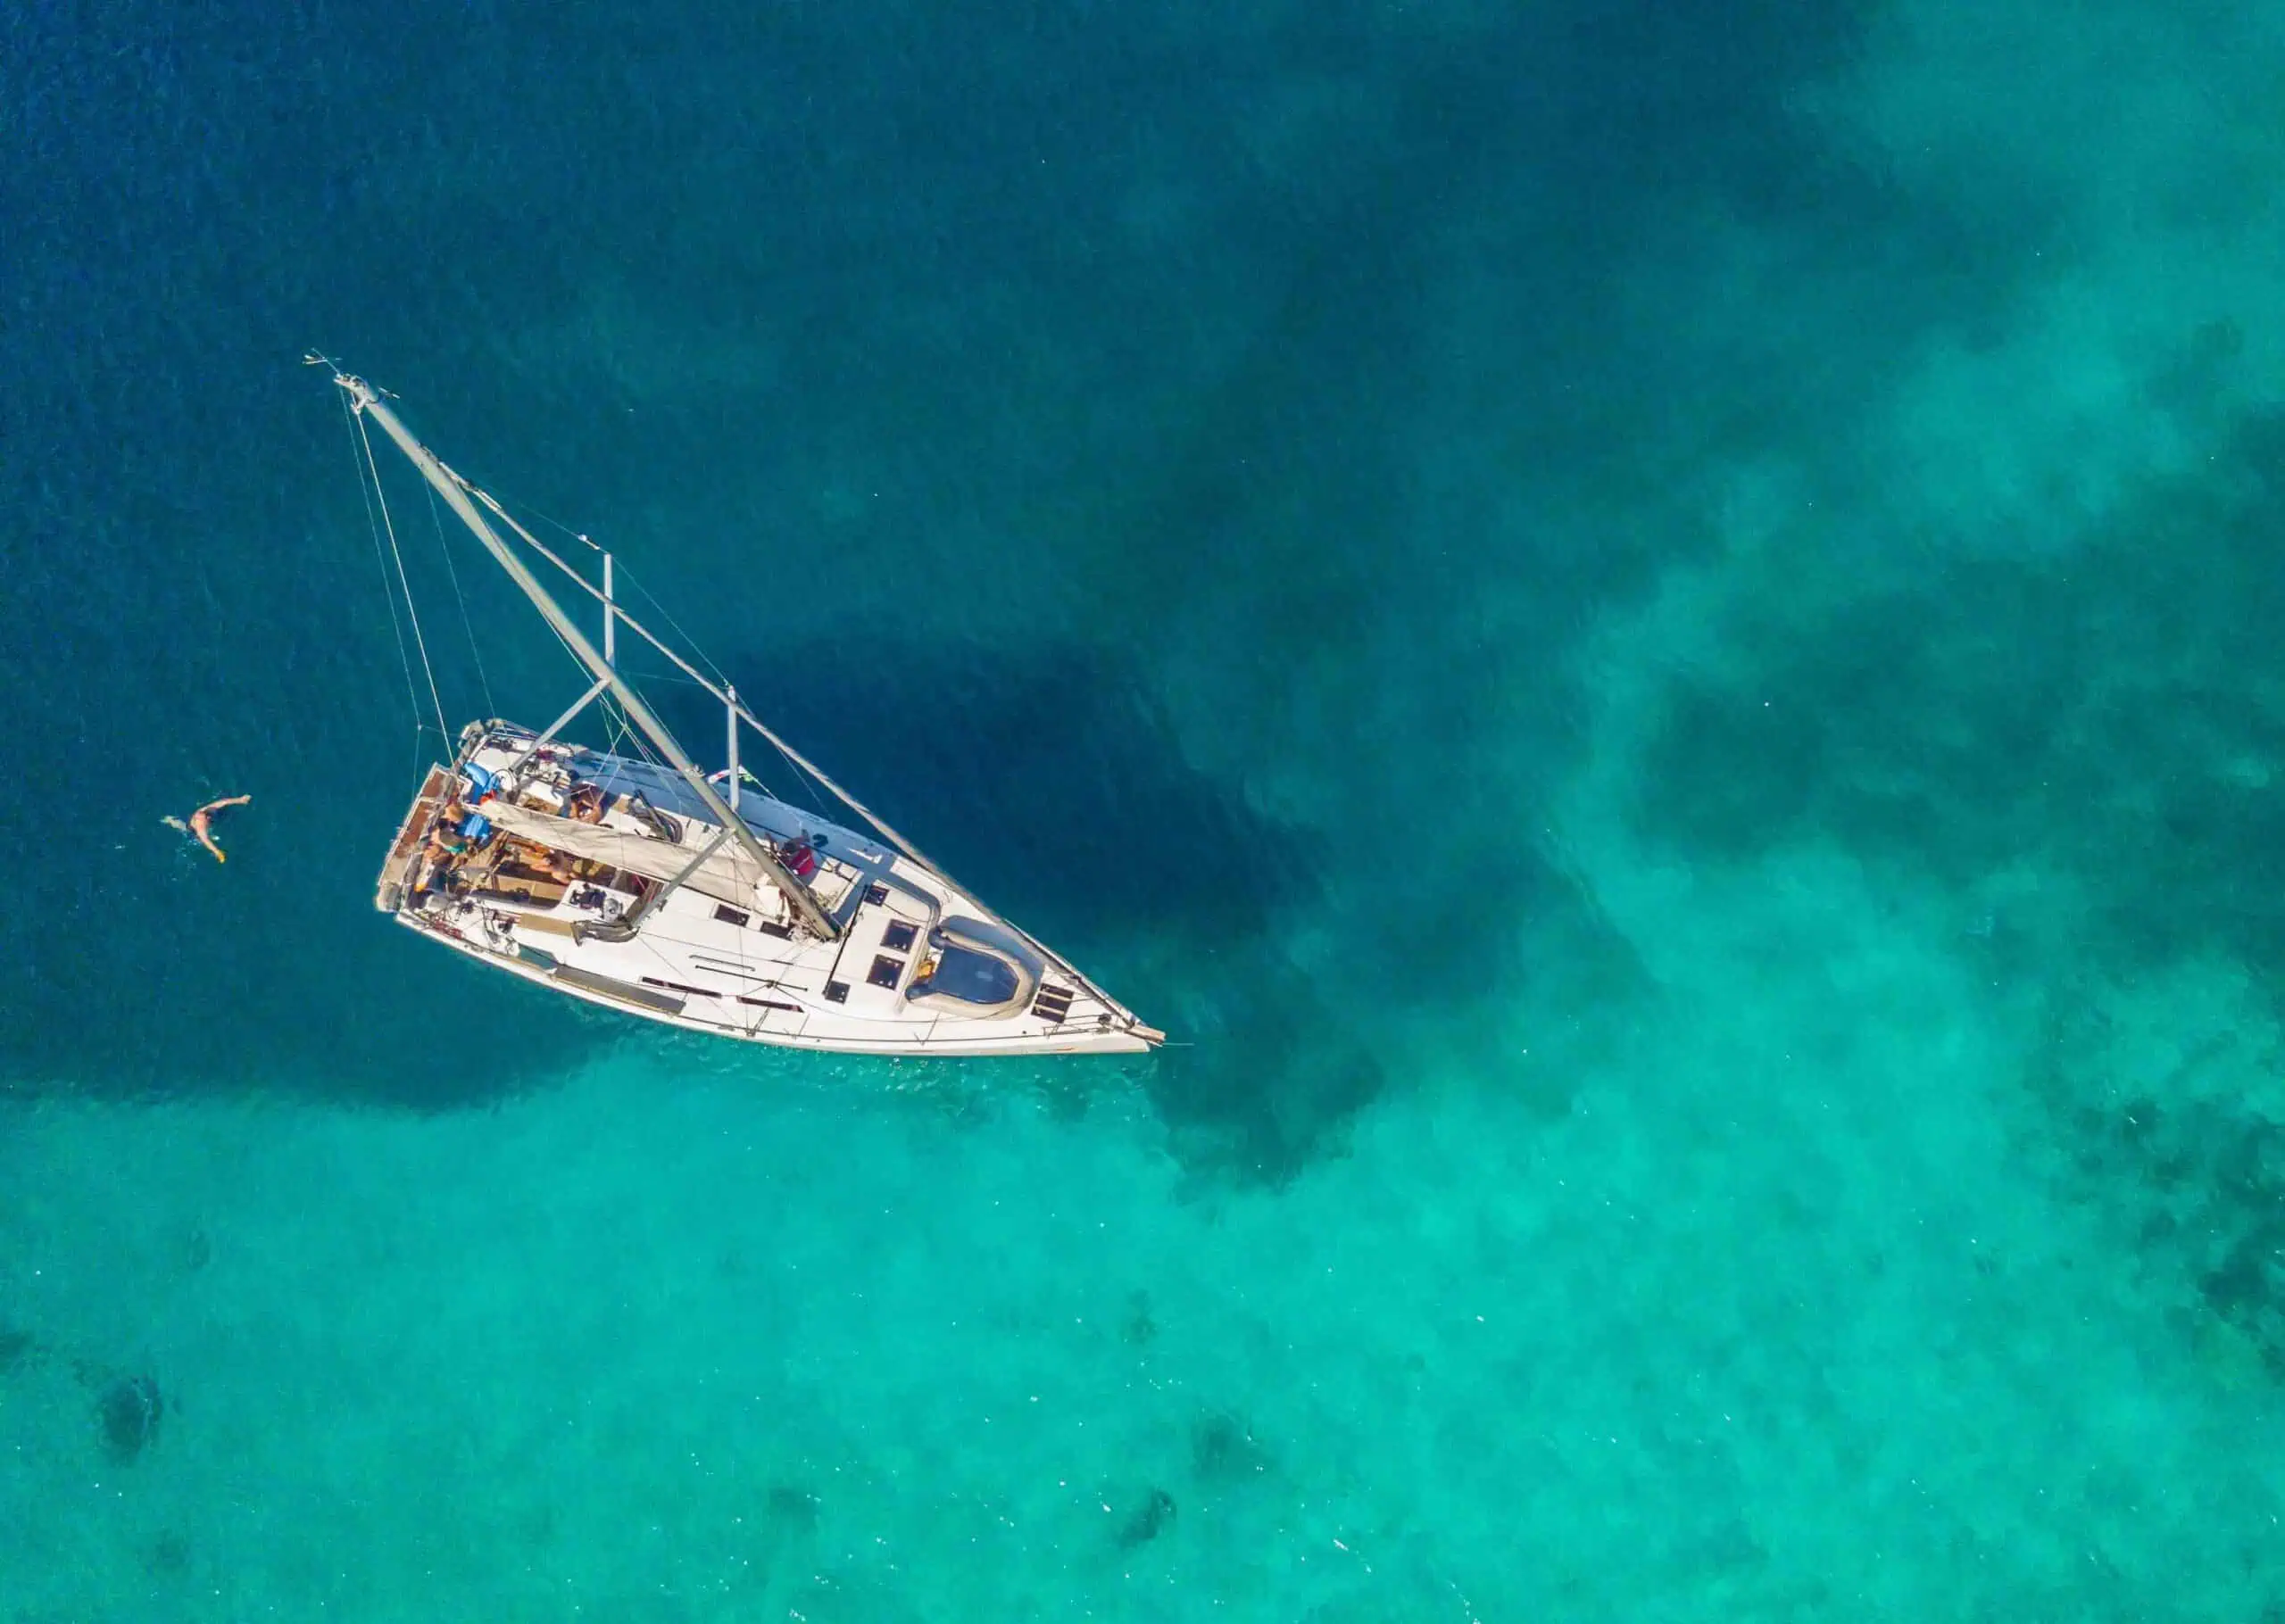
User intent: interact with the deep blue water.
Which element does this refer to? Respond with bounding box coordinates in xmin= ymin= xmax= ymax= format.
xmin=8 ymin=0 xmax=2285 ymax=1617
xmin=4 ymin=0 xmax=1849 ymax=1134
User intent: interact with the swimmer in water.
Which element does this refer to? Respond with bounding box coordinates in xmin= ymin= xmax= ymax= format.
xmin=162 ymin=793 xmax=252 ymax=864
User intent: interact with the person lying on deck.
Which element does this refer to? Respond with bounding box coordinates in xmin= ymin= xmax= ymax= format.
xmin=162 ymin=794 xmax=252 ymax=865
xmin=499 ymin=836 xmax=576 ymax=884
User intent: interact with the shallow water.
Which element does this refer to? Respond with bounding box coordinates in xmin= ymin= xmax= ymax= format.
xmin=6 ymin=0 xmax=2285 ymax=1617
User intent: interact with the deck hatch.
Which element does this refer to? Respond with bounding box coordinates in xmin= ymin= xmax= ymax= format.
xmin=867 ymin=954 xmax=905 ymax=990
xmin=643 ymin=976 xmax=719 ymax=998
xmin=552 ymin=964 xmax=685 ymax=1014
xmin=881 ymin=920 xmax=918 ymax=953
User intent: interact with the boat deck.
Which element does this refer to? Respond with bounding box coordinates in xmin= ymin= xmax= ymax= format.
xmin=373 ymin=726 xmax=1162 ymax=1056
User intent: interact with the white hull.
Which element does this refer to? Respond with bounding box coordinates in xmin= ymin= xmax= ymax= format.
xmin=381 ymin=725 xmax=1162 ymax=1058
xmin=401 ymin=918 xmax=1155 ymax=1054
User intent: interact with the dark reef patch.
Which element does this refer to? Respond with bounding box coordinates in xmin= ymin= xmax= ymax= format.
xmin=1627 ymin=403 xmax=2285 ymax=981
xmin=696 ymin=636 xmax=1388 ymax=1184
xmin=146 ymin=1529 xmax=193 ymax=1578
xmin=1625 ymin=398 xmax=2285 ymax=1383
xmin=1190 ymin=1409 xmax=1271 ymax=1485
xmin=1122 ymin=1289 xmax=1157 ymax=1347
xmin=765 ymin=1484 xmax=821 ymax=1534
xmin=96 ymin=1372 xmax=164 ymax=1464
xmin=1116 ymin=1487 xmax=1177 ymax=1550
xmin=2028 ymin=983 xmax=2285 ymax=1379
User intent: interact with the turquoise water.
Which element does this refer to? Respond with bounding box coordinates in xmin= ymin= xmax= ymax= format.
xmin=7 ymin=0 xmax=2285 ymax=1616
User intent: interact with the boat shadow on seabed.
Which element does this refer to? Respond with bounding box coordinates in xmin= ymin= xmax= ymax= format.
xmin=699 ymin=634 xmax=1472 ymax=1186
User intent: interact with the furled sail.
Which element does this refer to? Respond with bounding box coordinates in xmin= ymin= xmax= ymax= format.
xmin=479 ymin=798 xmax=781 ymax=916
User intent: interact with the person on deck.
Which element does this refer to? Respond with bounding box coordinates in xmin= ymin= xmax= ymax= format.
xmin=566 ymin=782 xmax=608 ymax=824
xmin=502 ymin=836 xmax=576 ymax=884
xmin=425 ymin=800 xmax=467 ymax=860
xmin=164 ymin=794 xmax=252 ymax=865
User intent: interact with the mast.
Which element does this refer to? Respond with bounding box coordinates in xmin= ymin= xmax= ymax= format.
xmin=337 ymin=373 xmax=840 ymax=940
xmin=725 ymin=685 xmax=741 ymax=812
xmin=602 ymin=552 xmax=617 ymax=666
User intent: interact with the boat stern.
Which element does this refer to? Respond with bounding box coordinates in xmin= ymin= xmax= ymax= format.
xmin=375 ymin=765 xmax=453 ymax=913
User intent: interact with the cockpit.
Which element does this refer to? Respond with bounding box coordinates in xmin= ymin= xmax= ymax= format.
xmin=905 ymin=917 xmax=1043 ymax=1020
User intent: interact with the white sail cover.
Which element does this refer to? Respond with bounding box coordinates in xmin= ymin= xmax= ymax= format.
xmin=479 ymin=798 xmax=777 ymax=914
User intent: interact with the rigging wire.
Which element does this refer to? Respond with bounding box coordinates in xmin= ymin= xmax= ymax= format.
xmin=622 ymin=565 xmax=729 ymax=691
xmin=461 ymin=456 xmax=947 ymax=879
xmin=472 ymin=482 xmax=729 ymax=692
xmin=403 ymin=456 xmax=697 ymax=788
xmin=477 ymin=490 xmax=734 ymax=781
xmin=534 ymin=609 xmax=667 ymax=780
xmin=479 ymin=486 xmax=603 ymax=558
xmin=339 ymin=384 xmax=428 ymax=765
xmin=426 ymin=481 xmax=495 ymax=719
xmin=536 ymin=611 xmax=607 ymax=716
xmin=355 ymin=408 xmax=451 ymax=746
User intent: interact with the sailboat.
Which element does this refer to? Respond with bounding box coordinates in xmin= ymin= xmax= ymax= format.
xmin=319 ymin=360 xmax=1164 ymax=1056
